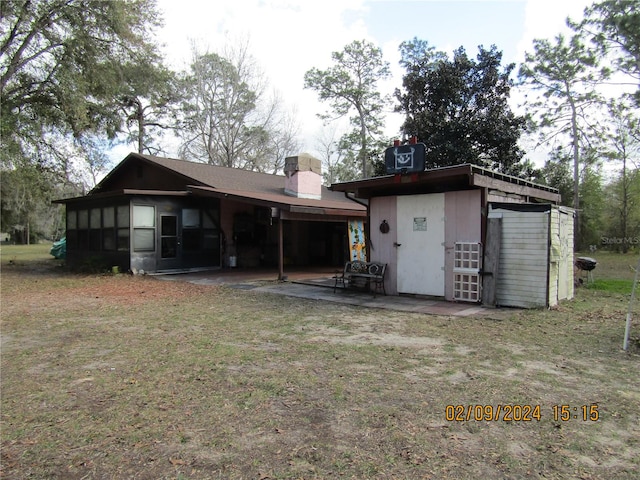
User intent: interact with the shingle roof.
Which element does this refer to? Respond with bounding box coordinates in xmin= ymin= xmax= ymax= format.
xmin=95 ymin=153 xmax=365 ymax=214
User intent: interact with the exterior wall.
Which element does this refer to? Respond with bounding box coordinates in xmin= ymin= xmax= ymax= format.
xmin=559 ymin=208 xmax=575 ymax=301
xmin=444 ymin=190 xmax=482 ymax=301
xmin=369 ymin=196 xmax=398 ymax=295
xmin=369 ymin=192 xmax=481 ymax=298
xmin=130 ymin=196 xmax=221 ymax=273
xmin=549 ymin=207 xmax=575 ymax=306
xmin=66 ymin=195 xmax=221 ymax=274
xmin=489 ymin=206 xmax=550 ymax=308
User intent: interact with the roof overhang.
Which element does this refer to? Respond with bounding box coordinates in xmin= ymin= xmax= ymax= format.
xmin=331 ymin=164 xmax=560 ymax=203
xmin=188 ymin=185 xmax=367 ymax=217
xmin=53 ymin=189 xmax=191 ymax=205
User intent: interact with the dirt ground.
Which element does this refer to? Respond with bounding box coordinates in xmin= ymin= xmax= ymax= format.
xmin=1 ymin=254 xmax=640 ymax=479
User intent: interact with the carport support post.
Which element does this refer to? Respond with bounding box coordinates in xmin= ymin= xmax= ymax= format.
xmin=278 ymin=217 xmax=284 ymax=281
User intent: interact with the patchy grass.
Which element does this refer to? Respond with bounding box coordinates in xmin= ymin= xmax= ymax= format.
xmin=0 ymin=243 xmax=56 ymax=265
xmin=1 ymin=248 xmax=639 ymax=479
xmin=588 ymin=279 xmax=635 ymax=295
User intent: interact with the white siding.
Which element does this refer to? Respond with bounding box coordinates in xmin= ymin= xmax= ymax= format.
xmin=558 ymin=208 xmax=574 ymax=301
xmin=492 ymin=208 xmax=550 ymax=308
xmin=548 ymin=209 xmax=560 ymax=307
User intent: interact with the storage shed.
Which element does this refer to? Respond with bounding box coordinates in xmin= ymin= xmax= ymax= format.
xmin=487 ymin=203 xmax=574 ymax=308
xmin=331 ymin=163 xmax=575 ymax=308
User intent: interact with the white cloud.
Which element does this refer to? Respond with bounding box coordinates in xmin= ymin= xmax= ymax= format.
xmin=153 ymin=0 xmax=375 ymax=153
xmin=517 ymin=0 xmax=591 ymax=63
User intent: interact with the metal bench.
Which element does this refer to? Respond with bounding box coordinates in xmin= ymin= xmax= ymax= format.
xmin=333 ymin=260 xmax=387 ymax=297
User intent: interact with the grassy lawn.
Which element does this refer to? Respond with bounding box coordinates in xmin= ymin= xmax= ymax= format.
xmin=1 ymin=245 xmax=639 ymax=479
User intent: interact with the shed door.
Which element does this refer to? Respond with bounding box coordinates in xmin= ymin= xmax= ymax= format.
xmin=396 ymin=194 xmax=445 ymax=296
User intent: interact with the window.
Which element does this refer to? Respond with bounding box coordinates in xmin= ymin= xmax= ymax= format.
xmin=89 ymin=208 xmax=101 ymax=250
xmin=66 ymin=210 xmax=77 ymax=249
xmin=182 ymin=209 xmax=200 ymax=228
xmin=133 ymin=205 xmax=155 ymax=251
xmin=77 ymin=209 xmax=89 ymax=249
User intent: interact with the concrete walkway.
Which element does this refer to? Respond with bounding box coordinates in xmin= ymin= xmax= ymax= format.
xmin=155 ymin=268 xmax=505 ymax=318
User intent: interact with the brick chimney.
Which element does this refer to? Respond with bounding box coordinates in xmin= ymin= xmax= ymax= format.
xmin=284 ymin=153 xmax=322 ymax=199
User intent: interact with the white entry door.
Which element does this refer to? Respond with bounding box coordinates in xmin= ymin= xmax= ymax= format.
xmin=397 ymin=193 xmax=445 ymax=296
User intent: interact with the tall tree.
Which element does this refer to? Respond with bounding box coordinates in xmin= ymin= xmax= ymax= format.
xmin=304 ymin=39 xmax=391 ymax=179
xmin=531 ymin=147 xmax=574 ymax=206
xmin=601 ymin=99 xmax=640 ymax=252
xmin=177 ymin=44 xmax=295 ymax=171
xmin=1 ymin=0 xmax=165 ymax=241
xmin=518 ymin=33 xmax=606 ymax=246
xmin=118 ymin=61 xmax=179 ymax=155
xmin=395 ymin=40 xmax=526 ymax=175
xmin=572 ymin=0 xmax=640 ymax=104
xmin=0 ymin=0 xmax=163 ymax=168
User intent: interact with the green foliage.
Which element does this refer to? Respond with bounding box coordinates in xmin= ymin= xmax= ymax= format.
xmin=602 ymin=168 xmax=640 ymax=252
xmin=575 ymin=0 xmax=640 ymax=104
xmin=118 ymin=60 xmax=180 ymax=155
xmin=395 ymin=40 xmax=526 ymax=175
xmin=304 ymin=40 xmax=391 ymax=179
xmin=519 ymin=32 xmax=608 ymax=247
xmin=0 ymin=165 xmax=65 ymax=242
xmin=532 ymin=148 xmax=574 ymax=206
xmin=0 ymin=0 xmax=167 ymax=241
xmin=579 ymin=165 xmax=606 ymax=249
xmin=1 ymin=0 xmax=164 ymax=165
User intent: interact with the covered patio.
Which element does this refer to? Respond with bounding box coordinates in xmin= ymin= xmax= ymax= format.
xmin=152 ymin=267 xmax=501 ymax=318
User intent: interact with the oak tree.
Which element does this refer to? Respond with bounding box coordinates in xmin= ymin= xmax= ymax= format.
xmin=304 ymin=40 xmax=391 ymax=179
xmin=396 ymin=40 xmax=526 ymax=175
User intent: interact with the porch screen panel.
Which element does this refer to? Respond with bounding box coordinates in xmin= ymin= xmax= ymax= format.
xmin=203 ymin=209 xmax=219 ymax=252
xmin=117 ymin=205 xmax=130 ymax=251
xmin=182 ymin=208 xmax=201 ymax=252
xmin=66 ymin=210 xmax=77 ymax=249
xmin=78 ymin=209 xmax=89 ymax=249
xmin=102 ymin=206 xmax=115 ymax=251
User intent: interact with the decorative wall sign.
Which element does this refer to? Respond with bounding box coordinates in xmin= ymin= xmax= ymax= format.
xmin=348 ymin=219 xmax=367 ymax=261
xmin=379 ymin=220 xmax=390 ymax=234
xmin=413 ymin=217 xmax=427 ymax=231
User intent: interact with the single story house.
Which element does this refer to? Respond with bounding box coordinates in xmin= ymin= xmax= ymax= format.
xmin=331 ymin=161 xmax=575 ymax=308
xmin=55 ymin=152 xmax=366 ymax=277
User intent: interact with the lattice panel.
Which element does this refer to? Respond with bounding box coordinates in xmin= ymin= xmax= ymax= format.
xmin=454 ymin=273 xmax=481 ymax=302
xmin=453 ymin=242 xmax=482 ymax=303
xmin=454 ymin=242 xmax=481 ymax=270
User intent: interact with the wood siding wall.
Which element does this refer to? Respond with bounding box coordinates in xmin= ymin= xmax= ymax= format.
xmin=444 ymin=191 xmax=482 ymax=301
xmin=549 ymin=208 xmax=575 ymax=306
xmin=490 ymin=208 xmax=550 ymax=308
xmin=369 ymin=196 xmax=398 ymax=295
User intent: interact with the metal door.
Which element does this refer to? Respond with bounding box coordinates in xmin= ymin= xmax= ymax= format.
xmin=396 ymin=193 xmax=445 ymax=296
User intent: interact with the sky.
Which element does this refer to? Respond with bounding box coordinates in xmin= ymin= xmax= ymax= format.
xmin=126 ymin=0 xmax=596 ymax=164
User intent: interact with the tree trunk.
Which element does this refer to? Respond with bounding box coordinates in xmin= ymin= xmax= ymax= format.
xmin=569 ymin=93 xmax=580 ymax=250
xmin=358 ymin=106 xmax=367 ymax=179
xmin=137 ymin=100 xmax=144 ymax=154
xmin=621 ymin=154 xmax=628 ymax=253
